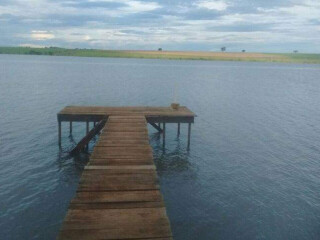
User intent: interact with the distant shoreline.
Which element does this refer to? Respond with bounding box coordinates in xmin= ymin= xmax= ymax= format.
xmin=1 ymin=46 xmax=319 ymax=64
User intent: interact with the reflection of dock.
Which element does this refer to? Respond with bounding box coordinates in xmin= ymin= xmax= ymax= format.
xmin=57 ymin=106 xmax=195 ymax=240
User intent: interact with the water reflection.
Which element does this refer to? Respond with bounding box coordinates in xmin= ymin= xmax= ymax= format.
xmin=150 ymin=132 xmax=194 ymax=177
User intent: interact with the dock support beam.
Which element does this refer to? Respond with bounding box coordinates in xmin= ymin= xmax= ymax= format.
xmin=58 ymin=121 xmax=61 ymax=146
xmin=187 ymin=123 xmax=191 ymax=150
xmin=163 ymin=123 xmax=166 ymax=148
xmin=148 ymin=122 xmax=163 ymax=132
xmin=177 ymin=123 xmax=180 ymax=136
xmin=69 ymin=121 xmax=72 ymax=134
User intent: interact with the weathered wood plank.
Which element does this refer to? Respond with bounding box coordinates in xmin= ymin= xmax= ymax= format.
xmin=85 ymin=165 xmax=156 ymax=170
xmin=58 ymin=225 xmax=172 ymax=240
xmin=72 ymin=190 xmax=163 ymax=203
xmin=69 ymin=201 xmax=165 ymax=209
xmin=89 ymin=158 xmax=154 ymax=166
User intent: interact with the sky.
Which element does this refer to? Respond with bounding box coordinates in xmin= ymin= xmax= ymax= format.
xmin=0 ymin=0 xmax=319 ymax=53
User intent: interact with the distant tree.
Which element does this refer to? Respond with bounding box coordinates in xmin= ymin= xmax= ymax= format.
xmin=28 ymin=50 xmax=42 ymax=55
xmin=221 ymin=47 xmax=226 ymax=52
xmin=242 ymin=50 xmax=246 ymax=53
xmin=293 ymin=50 xmax=298 ymax=53
xmin=158 ymin=48 xmax=162 ymax=51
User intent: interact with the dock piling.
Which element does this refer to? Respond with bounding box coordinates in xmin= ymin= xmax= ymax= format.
xmin=86 ymin=121 xmax=89 ymax=150
xmin=69 ymin=121 xmax=72 ymax=134
xmin=187 ymin=123 xmax=191 ymax=150
xmin=86 ymin=121 xmax=89 ymax=134
xmin=163 ymin=123 xmax=166 ymax=148
xmin=58 ymin=121 xmax=61 ymax=146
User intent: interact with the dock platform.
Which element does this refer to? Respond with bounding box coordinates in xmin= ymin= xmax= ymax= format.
xmin=57 ymin=106 xmax=195 ymax=240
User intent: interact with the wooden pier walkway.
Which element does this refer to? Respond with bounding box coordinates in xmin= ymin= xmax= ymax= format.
xmin=57 ymin=106 xmax=195 ymax=240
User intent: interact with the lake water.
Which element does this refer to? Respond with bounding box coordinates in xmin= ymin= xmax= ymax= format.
xmin=0 ymin=54 xmax=320 ymax=240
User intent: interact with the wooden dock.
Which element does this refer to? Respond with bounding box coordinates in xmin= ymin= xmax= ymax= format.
xmin=57 ymin=106 xmax=195 ymax=240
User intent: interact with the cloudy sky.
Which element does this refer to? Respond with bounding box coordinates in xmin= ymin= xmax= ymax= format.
xmin=0 ymin=0 xmax=319 ymax=52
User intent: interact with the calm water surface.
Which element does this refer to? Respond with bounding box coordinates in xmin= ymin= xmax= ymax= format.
xmin=0 ymin=54 xmax=320 ymax=240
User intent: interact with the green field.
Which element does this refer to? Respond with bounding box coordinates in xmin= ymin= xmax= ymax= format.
xmin=0 ymin=46 xmax=319 ymax=64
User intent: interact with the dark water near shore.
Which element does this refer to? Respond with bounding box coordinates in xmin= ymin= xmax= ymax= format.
xmin=1 ymin=54 xmax=320 ymax=240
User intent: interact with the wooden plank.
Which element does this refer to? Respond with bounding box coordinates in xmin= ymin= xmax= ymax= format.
xmin=104 ymin=127 xmax=148 ymax=132
xmin=78 ymin=184 xmax=160 ymax=191
xmin=90 ymin=154 xmax=153 ymax=159
xmin=79 ymin=178 xmax=158 ymax=186
xmin=80 ymin=173 xmax=157 ymax=182
xmin=69 ymin=201 xmax=165 ymax=209
xmin=64 ymin=207 xmax=168 ymax=222
xmin=85 ymin=165 xmax=156 ymax=170
xmin=98 ymin=136 xmax=149 ymax=141
xmin=93 ymin=146 xmax=152 ymax=152
xmin=89 ymin=158 xmax=154 ymax=166
xmin=58 ymin=225 xmax=172 ymax=240
xmin=97 ymin=139 xmax=149 ymax=143
xmin=72 ymin=190 xmax=163 ymax=203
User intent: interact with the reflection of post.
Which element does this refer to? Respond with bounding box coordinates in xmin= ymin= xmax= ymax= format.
xmin=177 ymin=123 xmax=180 ymax=136
xmin=70 ymin=121 xmax=72 ymax=134
xmin=187 ymin=123 xmax=191 ymax=150
xmin=58 ymin=121 xmax=62 ymax=146
xmin=163 ymin=123 xmax=166 ymax=148
xmin=94 ymin=122 xmax=96 ymax=127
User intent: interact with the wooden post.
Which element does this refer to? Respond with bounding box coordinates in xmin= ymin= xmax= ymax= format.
xmin=163 ymin=123 xmax=166 ymax=148
xmin=69 ymin=121 xmax=72 ymax=134
xmin=187 ymin=123 xmax=191 ymax=150
xmin=94 ymin=122 xmax=96 ymax=127
xmin=58 ymin=121 xmax=61 ymax=146
xmin=86 ymin=121 xmax=89 ymax=134
xmin=158 ymin=122 xmax=160 ymax=128
xmin=177 ymin=123 xmax=180 ymax=136
xmin=86 ymin=121 xmax=89 ymax=150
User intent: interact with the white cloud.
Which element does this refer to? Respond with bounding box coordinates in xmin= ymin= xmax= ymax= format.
xmin=0 ymin=0 xmax=161 ymax=19
xmin=19 ymin=43 xmax=46 ymax=48
xmin=194 ymin=0 xmax=229 ymax=11
xmin=122 ymin=1 xmax=160 ymax=13
xmin=31 ymin=30 xmax=55 ymax=40
xmin=257 ymin=1 xmax=320 ymax=21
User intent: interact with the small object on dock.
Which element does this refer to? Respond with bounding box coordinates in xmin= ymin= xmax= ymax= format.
xmin=171 ymin=102 xmax=180 ymax=110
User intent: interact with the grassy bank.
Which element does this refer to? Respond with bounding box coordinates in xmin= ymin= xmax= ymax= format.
xmin=0 ymin=46 xmax=319 ymax=64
